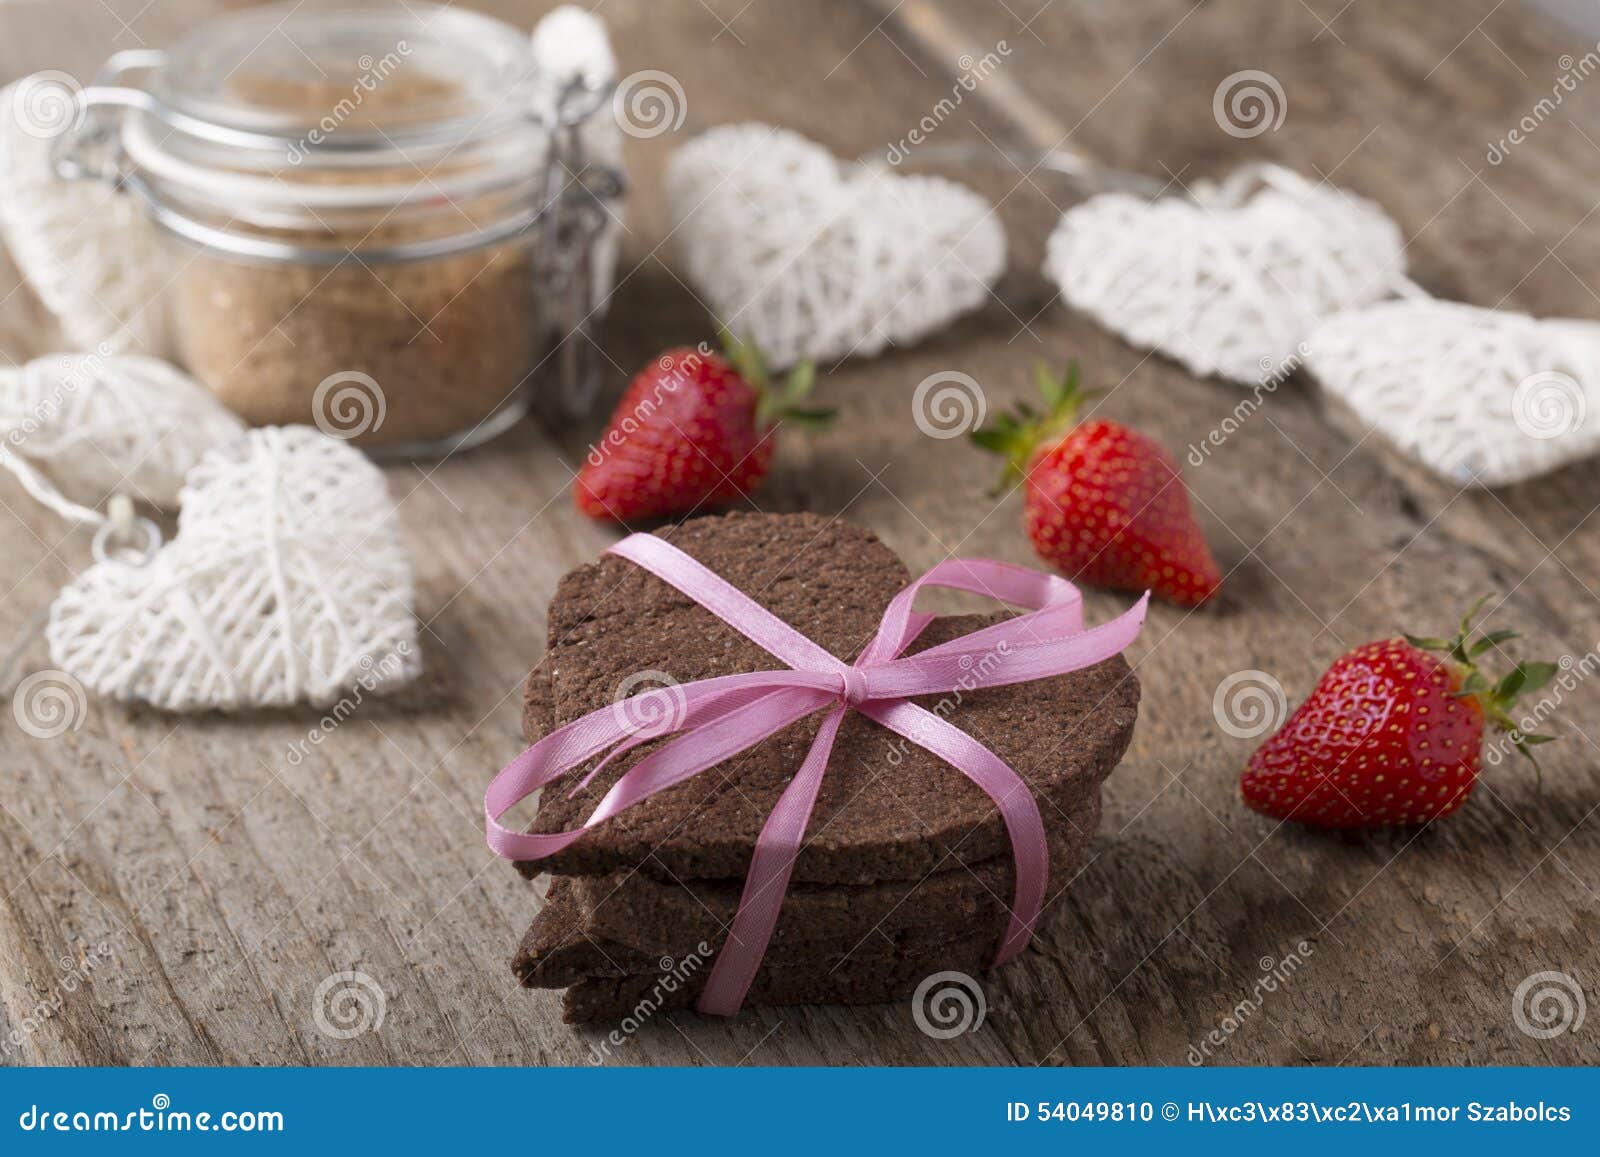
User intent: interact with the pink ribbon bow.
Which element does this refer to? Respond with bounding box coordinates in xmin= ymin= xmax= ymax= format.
xmin=485 ymin=532 xmax=1148 ymax=1016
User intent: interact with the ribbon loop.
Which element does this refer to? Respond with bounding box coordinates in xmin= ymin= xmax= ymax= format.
xmin=484 ymin=532 xmax=1148 ymax=1015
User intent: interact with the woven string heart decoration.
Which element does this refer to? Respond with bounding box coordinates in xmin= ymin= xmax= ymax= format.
xmin=0 ymin=76 xmax=172 ymax=357
xmin=665 ymin=123 xmax=1006 ymax=368
xmin=1045 ymin=164 xmax=1404 ymax=386
xmin=0 ymin=352 xmax=245 ymax=523
xmin=47 ymin=426 xmax=421 ymax=711
xmin=1307 ymin=298 xmax=1600 ymax=488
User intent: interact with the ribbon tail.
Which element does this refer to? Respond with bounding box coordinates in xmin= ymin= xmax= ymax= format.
xmin=864 ymin=592 xmax=1149 ymax=700
xmin=585 ymin=688 xmax=825 ymax=824
xmin=862 ymin=699 xmax=1049 ymax=964
xmin=567 ymin=686 xmax=807 ymax=798
xmin=485 ymin=705 xmax=657 ymax=860
xmin=485 ymin=672 xmax=834 ymax=861
xmin=697 ymin=707 xmax=846 ymax=1016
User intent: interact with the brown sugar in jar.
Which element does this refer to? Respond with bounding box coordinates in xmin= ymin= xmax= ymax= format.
xmin=172 ymin=219 xmax=541 ymax=449
xmin=80 ymin=2 xmax=619 ymax=455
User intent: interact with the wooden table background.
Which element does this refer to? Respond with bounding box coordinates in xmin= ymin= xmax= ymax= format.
xmin=3 ymin=0 xmax=1600 ymax=1066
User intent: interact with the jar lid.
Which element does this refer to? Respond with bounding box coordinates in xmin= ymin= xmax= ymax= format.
xmin=64 ymin=2 xmax=617 ymax=263
xmin=146 ymin=3 xmax=543 ymax=152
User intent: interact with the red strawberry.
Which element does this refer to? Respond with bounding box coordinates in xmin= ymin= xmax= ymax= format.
xmin=971 ymin=362 xmax=1221 ymax=606
xmin=574 ymin=331 xmax=830 ymax=521
xmin=1240 ymin=598 xmax=1557 ymax=828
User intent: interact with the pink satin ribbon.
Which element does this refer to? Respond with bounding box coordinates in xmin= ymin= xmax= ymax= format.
xmin=484 ymin=532 xmax=1148 ymax=1016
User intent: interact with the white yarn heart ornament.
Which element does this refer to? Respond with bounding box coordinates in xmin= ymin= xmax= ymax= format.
xmin=1308 ymin=298 xmax=1600 ymax=487
xmin=0 ymin=76 xmax=172 ymax=356
xmin=665 ymin=123 xmax=1005 ymax=368
xmin=48 ymin=426 xmax=421 ymax=711
xmin=1046 ymin=165 xmax=1404 ymax=385
xmin=1 ymin=352 xmax=244 ymax=518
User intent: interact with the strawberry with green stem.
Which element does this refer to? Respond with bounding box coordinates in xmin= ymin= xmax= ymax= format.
xmin=1241 ymin=597 xmax=1558 ymax=829
xmin=971 ymin=361 xmax=1222 ymax=606
xmin=574 ymin=328 xmax=832 ymax=521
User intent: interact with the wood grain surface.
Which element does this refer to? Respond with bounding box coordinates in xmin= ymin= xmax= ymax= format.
xmin=3 ymin=0 xmax=1600 ymax=1066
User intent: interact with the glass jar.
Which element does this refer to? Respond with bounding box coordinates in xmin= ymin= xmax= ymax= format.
xmin=57 ymin=2 xmax=622 ymax=456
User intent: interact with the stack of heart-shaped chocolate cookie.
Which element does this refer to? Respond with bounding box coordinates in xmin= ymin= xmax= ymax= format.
xmin=507 ymin=512 xmax=1140 ymax=1024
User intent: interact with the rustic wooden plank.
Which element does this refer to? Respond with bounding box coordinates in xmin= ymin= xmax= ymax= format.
xmin=1 ymin=0 xmax=1598 ymax=1068
xmin=866 ymin=0 xmax=1600 ymax=1066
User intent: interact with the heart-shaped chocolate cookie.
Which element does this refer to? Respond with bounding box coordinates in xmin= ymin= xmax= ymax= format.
xmin=523 ymin=511 xmax=1139 ymax=885
xmin=508 ymin=511 xmax=1141 ymax=1021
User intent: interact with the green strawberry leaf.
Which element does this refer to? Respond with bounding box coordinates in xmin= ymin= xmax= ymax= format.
xmin=1404 ymin=634 xmax=1453 ymax=652
xmin=782 ymin=361 xmax=816 ymax=405
xmin=1458 ymin=594 xmax=1493 ymax=633
xmin=1515 ymin=661 xmax=1560 ymax=694
xmin=1469 ymin=630 xmax=1520 ymax=657
xmin=1410 ymin=596 xmax=1561 ymax=780
xmin=781 ymin=406 xmax=836 ymax=429
xmin=1495 ymin=666 xmax=1528 ymax=700
xmin=973 ymin=359 xmax=1098 ymax=490
xmin=718 ymin=322 xmax=828 ymax=432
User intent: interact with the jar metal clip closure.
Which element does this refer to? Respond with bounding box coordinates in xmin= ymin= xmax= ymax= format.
xmin=53 ymin=50 xmax=626 ymax=267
